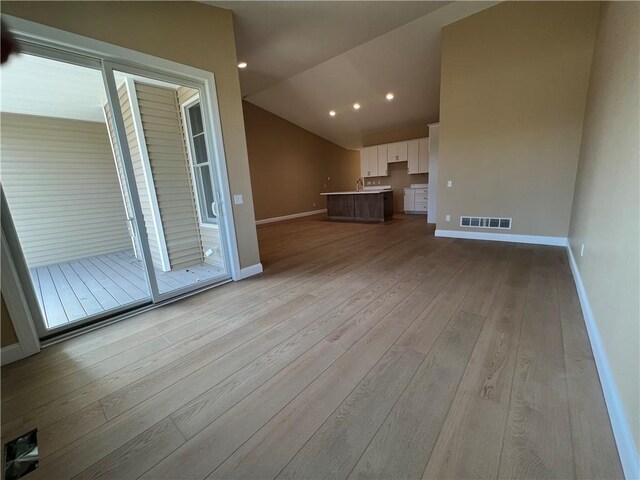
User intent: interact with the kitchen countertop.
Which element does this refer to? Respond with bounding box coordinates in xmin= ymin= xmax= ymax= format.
xmin=321 ymin=189 xmax=390 ymax=195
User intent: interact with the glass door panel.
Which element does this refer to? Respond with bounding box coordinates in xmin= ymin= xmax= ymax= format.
xmin=107 ymin=67 xmax=230 ymax=299
xmin=0 ymin=52 xmax=152 ymax=336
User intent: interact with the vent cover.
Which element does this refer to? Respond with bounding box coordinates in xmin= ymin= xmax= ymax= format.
xmin=460 ymin=216 xmax=512 ymax=230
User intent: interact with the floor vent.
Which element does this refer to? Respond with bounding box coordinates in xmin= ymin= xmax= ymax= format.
xmin=460 ymin=216 xmax=512 ymax=230
xmin=3 ymin=429 xmax=38 ymax=480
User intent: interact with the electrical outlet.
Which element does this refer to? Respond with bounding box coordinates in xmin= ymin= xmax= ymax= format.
xmin=313 ymin=203 xmax=316 ymax=207
xmin=445 ymin=214 xmax=451 ymax=222
xmin=580 ymin=244 xmax=585 ymax=257
xmin=205 ymin=248 xmax=213 ymax=257
xmin=447 ymin=180 xmax=453 ymax=188
xmin=233 ymin=194 xmax=243 ymax=205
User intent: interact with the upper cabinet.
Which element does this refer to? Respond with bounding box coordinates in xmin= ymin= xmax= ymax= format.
xmin=360 ymin=137 xmax=428 ymax=178
xmin=387 ymin=141 xmax=408 ymax=163
xmin=377 ymin=144 xmax=388 ymax=176
xmin=418 ymin=137 xmax=429 ymax=174
xmin=407 ymin=138 xmax=429 ymax=174
xmin=360 ymin=146 xmax=378 ymax=177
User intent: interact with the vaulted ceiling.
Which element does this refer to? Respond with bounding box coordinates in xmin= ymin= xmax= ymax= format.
xmin=209 ymin=1 xmax=497 ymax=149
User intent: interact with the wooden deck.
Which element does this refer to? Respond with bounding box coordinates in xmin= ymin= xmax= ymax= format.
xmin=29 ymin=250 xmax=224 ymax=328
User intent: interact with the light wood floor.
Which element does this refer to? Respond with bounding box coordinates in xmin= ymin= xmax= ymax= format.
xmin=1 ymin=214 xmax=622 ymax=479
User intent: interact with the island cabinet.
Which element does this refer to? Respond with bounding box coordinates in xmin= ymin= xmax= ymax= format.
xmin=326 ymin=193 xmax=355 ymax=221
xmin=323 ymin=191 xmax=393 ymax=222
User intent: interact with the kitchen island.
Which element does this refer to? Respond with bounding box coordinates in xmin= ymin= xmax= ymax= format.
xmin=321 ymin=190 xmax=393 ymax=223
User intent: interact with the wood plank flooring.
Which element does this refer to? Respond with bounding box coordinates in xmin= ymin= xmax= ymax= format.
xmin=2 ymin=214 xmax=622 ymax=479
xmin=29 ymin=250 xmax=224 ymax=328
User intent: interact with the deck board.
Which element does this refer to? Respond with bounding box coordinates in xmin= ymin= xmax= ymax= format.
xmin=35 ymin=266 xmax=69 ymax=327
xmin=67 ymin=260 xmax=120 ymax=311
xmin=58 ymin=263 xmax=104 ymax=316
xmin=47 ymin=265 xmax=87 ymax=321
xmin=28 ymin=250 xmax=224 ymax=329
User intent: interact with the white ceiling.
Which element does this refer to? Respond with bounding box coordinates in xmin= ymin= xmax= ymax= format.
xmin=0 ymin=54 xmax=108 ymax=122
xmin=208 ymin=1 xmax=451 ymax=97
xmin=0 ymin=54 xmax=179 ymax=122
xmin=216 ymin=1 xmax=497 ymax=149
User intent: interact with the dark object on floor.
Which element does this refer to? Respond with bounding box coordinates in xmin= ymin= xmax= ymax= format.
xmin=3 ymin=429 xmax=38 ymax=480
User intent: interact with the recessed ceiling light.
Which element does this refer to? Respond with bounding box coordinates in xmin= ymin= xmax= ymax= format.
xmin=238 ymin=62 xmax=248 ymax=69
xmin=329 ymin=110 xmax=336 ymax=117
xmin=386 ymin=92 xmax=394 ymax=100
xmin=353 ymin=103 xmax=361 ymax=110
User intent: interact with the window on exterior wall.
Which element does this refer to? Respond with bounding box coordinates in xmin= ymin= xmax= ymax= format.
xmin=185 ymin=100 xmax=217 ymax=224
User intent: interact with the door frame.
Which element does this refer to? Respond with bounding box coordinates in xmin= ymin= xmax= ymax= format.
xmin=2 ymin=14 xmax=243 ymax=338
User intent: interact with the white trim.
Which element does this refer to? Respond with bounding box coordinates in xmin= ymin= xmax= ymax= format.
xmin=566 ymin=245 xmax=639 ymax=480
xmin=181 ymin=93 xmax=219 ymax=227
xmin=240 ymin=263 xmax=263 ymax=279
xmin=101 ymin=103 xmax=140 ymax=259
xmin=1 ymin=234 xmax=40 ymax=364
xmin=256 ymin=209 xmax=326 ymax=225
xmin=434 ymin=229 xmax=568 ymax=246
xmin=125 ymin=77 xmax=172 ymax=272
xmin=1 ymin=344 xmax=25 ymax=365
xmin=2 ymin=13 xmax=242 ymax=284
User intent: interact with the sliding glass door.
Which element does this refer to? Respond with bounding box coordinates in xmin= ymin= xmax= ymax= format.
xmin=1 ymin=39 xmax=233 ymax=337
xmin=0 ymin=51 xmax=153 ymax=336
xmin=103 ymin=65 xmax=230 ymax=299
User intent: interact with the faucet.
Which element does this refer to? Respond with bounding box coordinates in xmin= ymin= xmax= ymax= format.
xmin=356 ymin=177 xmax=364 ymax=192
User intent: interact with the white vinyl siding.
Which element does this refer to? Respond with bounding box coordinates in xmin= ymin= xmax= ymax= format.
xmin=135 ymin=82 xmax=203 ymax=270
xmin=0 ymin=113 xmax=131 ymax=267
xmin=114 ymin=84 xmax=166 ymax=271
xmin=177 ymin=86 xmax=224 ymax=269
xmin=102 ymin=103 xmax=137 ymax=256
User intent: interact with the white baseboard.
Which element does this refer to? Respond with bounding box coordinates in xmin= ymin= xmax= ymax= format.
xmin=435 ymin=229 xmax=568 ymax=246
xmin=1 ymin=343 xmax=26 ymax=366
xmin=239 ymin=263 xmax=263 ymax=279
xmin=566 ymin=245 xmax=639 ymax=480
xmin=256 ymin=209 xmax=326 ymax=225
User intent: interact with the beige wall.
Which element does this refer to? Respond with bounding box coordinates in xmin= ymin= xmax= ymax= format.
xmin=568 ymin=1 xmax=640 ymax=454
xmin=242 ymin=101 xmax=359 ymax=221
xmin=2 ymin=1 xmax=260 ymax=268
xmin=1 ymin=113 xmax=132 ymax=267
xmin=1 ymin=294 xmax=18 ymax=348
xmin=437 ymin=1 xmax=599 ymax=236
xmin=362 ymin=125 xmax=428 ymax=212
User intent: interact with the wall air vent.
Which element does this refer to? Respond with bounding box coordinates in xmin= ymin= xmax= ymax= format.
xmin=460 ymin=216 xmax=512 ymax=230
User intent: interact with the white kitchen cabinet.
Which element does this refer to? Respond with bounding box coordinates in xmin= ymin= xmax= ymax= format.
xmin=404 ymin=188 xmax=415 ymax=212
xmin=418 ymin=137 xmax=429 ymax=173
xmin=364 ymin=136 xmax=427 ymax=176
xmin=404 ymin=187 xmax=428 ymax=214
xmin=408 ymin=138 xmax=429 ymax=174
xmin=387 ymin=141 xmax=408 ymax=163
xmin=360 ymin=146 xmax=379 ymax=177
xmin=377 ymin=144 xmax=388 ymax=176
xmin=407 ymin=139 xmax=419 ymax=174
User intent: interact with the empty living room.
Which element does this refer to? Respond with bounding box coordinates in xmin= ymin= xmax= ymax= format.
xmin=1 ymin=1 xmax=638 ymax=479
